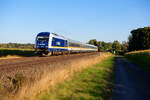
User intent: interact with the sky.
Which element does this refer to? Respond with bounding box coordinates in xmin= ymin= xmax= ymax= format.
xmin=0 ymin=0 xmax=150 ymax=43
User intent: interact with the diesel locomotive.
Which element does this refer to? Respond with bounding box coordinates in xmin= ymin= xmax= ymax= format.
xmin=35 ymin=32 xmax=98 ymax=56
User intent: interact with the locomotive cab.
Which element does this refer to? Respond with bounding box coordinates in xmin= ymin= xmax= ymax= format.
xmin=35 ymin=32 xmax=50 ymax=56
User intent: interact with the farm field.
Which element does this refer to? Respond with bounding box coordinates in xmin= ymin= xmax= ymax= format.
xmin=0 ymin=52 xmax=112 ymax=100
xmin=0 ymin=48 xmax=36 ymax=58
xmin=125 ymin=49 xmax=150 ymax=72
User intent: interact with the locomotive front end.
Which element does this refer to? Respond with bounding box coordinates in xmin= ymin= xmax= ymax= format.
xmin=35 ymin=32 xmax=50 ymax=56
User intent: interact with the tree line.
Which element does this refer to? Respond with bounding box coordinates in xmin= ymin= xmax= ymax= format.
xmin=88 ymin=27 xmax=150 ymax=54
xmin=0 ymin=43 xmax=34 ymax=49
xmin=128 ymin=27 xmax=150 ymax=51
xmin=88 ymin=39 xmax=128 ymax=54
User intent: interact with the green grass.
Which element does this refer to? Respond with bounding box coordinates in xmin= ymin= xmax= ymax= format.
xmin=125 ymin=50 xmax=150 ymax=71
xmin=41 ymin=56 xmax=115 ymax=100
xmin=0 ymin=48 xmax=37 ymax=57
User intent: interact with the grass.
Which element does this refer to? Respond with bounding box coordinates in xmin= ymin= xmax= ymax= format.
xmin=125 ymin=49 xmax=150 ymax=71
xmin=41 ymin=56 xmax=115 ymax=100
xmin=0 ymin=52 xmax=112 ymax=100
xmin=0 ymin=48 xmax=37 ymax=57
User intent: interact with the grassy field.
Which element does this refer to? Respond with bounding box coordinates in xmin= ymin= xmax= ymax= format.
xmin=41 ymin=56 xmax=115 ymax=100
xmin=0 ymin=48 xmax=36 ymax=57
xmin=125 ymin=49 xmax=150 ymax=71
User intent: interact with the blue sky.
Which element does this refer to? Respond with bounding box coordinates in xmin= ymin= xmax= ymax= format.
xmin=0 ymin=0 xmax=150 ymax=43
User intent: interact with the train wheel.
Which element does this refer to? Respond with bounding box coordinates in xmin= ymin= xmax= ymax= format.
xmin=39 ymin=53 xmax=44 ymax=57
xmin=47 ymin=52 xmax=52 ymax=56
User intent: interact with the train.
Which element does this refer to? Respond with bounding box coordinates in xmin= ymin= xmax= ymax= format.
xmin=35 ymin=32 xmax=98 ymax=56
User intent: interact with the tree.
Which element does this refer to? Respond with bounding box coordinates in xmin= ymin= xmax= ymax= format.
xmin=0 ymin=43 xmax=34 ymax=49
xmin=99 ymin=41 xmax=106 ymax=51
xmin=88 ymin=39 xmax=113 ymax=52
xmin=121 ymin=41 xmax=128 ymax=53
xmin=112 ymin=40 xmax=121 ymax=54
xmin=128 ymin=27 xmax=150 ymax=51
xmin=88 ymin=39 xmax=98 ymax=46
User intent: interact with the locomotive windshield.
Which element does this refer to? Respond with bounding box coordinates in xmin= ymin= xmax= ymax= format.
xmin=37 ymin=36 xmax=49 ymax=41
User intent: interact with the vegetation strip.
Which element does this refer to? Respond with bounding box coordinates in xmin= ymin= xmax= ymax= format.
xmin=41 ymin=56 xmax=114 ymax=100
xmin=125 ymin=49 xmax=150 ymax=72
xmin=0 ymin=48 xmax=36 ymax=57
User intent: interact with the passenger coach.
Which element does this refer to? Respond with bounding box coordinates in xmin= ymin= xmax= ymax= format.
xmin=35 ymin=32 xmax=98 ymax=56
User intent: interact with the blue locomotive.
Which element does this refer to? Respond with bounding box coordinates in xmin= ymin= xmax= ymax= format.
xmin=35 ymin=32 xmax=98 ymax=56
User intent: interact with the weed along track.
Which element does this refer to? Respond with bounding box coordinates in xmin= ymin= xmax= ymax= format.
xmin=0 ymin=52 xmax=112 ymax=100
xmin=0 ymin=52 xmax=97 ymax=69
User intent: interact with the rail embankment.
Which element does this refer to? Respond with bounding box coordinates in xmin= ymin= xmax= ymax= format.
xmin=0 ymin=52 xmax=112 ymax=100
xmin=125 ymin=49 xmax=150 ymax=71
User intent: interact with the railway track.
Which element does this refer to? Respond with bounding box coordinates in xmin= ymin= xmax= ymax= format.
xmin=0 ymin=52 xmax=99 ymax=70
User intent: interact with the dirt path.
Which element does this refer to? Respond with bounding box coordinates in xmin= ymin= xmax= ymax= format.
xmin=112 ymin=57 xmax=150 ymax=100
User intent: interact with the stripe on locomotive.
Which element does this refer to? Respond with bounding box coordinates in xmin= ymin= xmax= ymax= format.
xmin=49 ymin=48 xmax=96 ymax=52
xmin=50 ymin=46 xmax=97 ymax=50
xmin=49 ymin=48 xmax=68 ymax=52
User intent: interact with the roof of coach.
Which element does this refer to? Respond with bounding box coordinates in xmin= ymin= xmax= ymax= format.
xmin=86 ymin=44 xmax=98 ymax=48
xmin=51 ymin=33 xmax=67 ymax=40
xmin=67 ymin=39 xmax=81 ymax=44
xmin=68 ymin=39 xmax=97 ymax=48
xmin=87 ymin=43 xmax=97 ymax=47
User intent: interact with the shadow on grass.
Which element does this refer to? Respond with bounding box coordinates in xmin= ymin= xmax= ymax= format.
xmin=125 ymin=52 xmax=150 ymax=72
